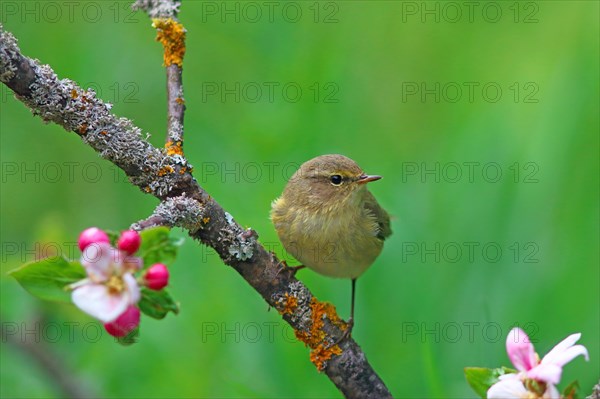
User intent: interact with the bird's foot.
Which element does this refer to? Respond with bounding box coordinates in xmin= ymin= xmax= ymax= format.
xmin=276 ymin=262 xmax=306 ymax=278
xmin=330 ymin=317 xmax=354 ymax=348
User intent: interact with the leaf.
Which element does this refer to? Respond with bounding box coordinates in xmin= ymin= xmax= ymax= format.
xmin=9 ymin=256 xmax=86 ymax=302
xmin=138 ymin=288 xmax=179 ymax=319
xmin=115 ymin=327 xmax=140 ymax=346
xmin=563 ymin=380 xmax=580 ymax=399
xmin=105 ymin=229 xmax=120 ymax=246
xmin=137 ymin=227 xmax=183 ymax=267
xmin=464 ymin=367 xmax=516 ymax=398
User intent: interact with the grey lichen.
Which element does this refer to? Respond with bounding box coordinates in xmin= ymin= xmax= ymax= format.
xmin=0 ymin=27 xmax=17 ymax=82
xmin=273 ymin=280 xmax=313 ymax=328
xmin=132 ymin=0 xmax=181 ymax=18
xmin=153 ymin=195 xmax=204 ymax=232
xmin=168 ymin=118 xmax=184 ymax=142
xmin=227 ymin=229 xmax=256 ymax=261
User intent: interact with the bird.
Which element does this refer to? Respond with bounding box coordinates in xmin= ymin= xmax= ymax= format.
xmin=270 ymin=154 xmax=391 ymax=338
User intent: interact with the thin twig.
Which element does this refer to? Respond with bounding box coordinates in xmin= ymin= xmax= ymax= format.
xmin=134 ymin=0 xmax=186 ymax=149
xmin=0 ymin=25 xmax=393 ymax=399
xmin=0 ymin=317 xmax=93 ymax=399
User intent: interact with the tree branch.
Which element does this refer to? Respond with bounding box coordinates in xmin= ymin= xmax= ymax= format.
xmin=0 ymin=24 xmax=392 ymax=399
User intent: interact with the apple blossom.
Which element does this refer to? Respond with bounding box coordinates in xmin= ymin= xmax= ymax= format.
xmin=118 ymin=230 xmax=141 ymax=255
xmin=487 ymin=328 xmax=588 ymax=399
xmin=78 ymin=227 xmax=110 ymax=251
xmin=145 ymin=263 xmax=169 ymax=290
xmin=104 ymin=305 xmax=141 ymax=337
xmin=71 ymin=242 xmax=141 ymax=323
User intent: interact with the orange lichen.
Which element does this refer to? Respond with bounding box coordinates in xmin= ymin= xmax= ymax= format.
xmin=99 ymin=131 xmax=107 ymax=135
xmin=179 ymin=166 xmax=187 ymax=174
xmin=144 ymin=186 xmax=151 ymax=193
xmin=71 ymin=89 xmax=78 ymax=99
xmin=175 ymin=97 xmax=185 ymax=104
xmin=165 ymin=140 xmax=183 ymax=156
xmin=291 ymin=297 xmax=346 ymax=371
xmin=310 ymin=343 xmax=343 ymax=371
xmin=202 ymin=217 xmax=210 ymax=224
xmin=157 ymin=165 xmax=174 ymax=176
xmin=152 ymin=18 xmax=186 ymax=67
xmin=280 ymin=293 xmax=298 ymax=315
xmin=78 ymin=124 xmax=88 ymax=135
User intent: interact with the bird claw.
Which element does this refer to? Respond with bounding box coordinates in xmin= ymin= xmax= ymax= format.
xmin=275 ymin=262 xmax=306 ymax=278
xmin=330 ymin=317 xmax=354 ymax=348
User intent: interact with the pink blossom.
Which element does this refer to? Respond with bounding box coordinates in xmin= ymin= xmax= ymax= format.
xmin=78 ymin=227 xmax=110 ymax=251
xmin=487 ymin=328 xmax=588 ymax=399
xmin=144 ymin=263 xmax=169 ymax=290
xmin=118 ymin=230 xmax=141 ymax=255
xmin=71 ymin=243 xmax=140 ymax=323
xmin=104 ymin=305 xmax=141 ymax=337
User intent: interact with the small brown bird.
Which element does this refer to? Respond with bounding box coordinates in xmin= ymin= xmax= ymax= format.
xmin=270 ymin=154 xmax=391 ymax=337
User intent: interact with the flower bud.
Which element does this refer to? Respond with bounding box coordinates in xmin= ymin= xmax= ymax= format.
xmin=118 ymin=230 xmax=141 ymax=255
xmin=78 ymin=227 xmax=110 ymax=251
xmin=145 ymin=263 xmax=169 ymax=290
xmin=104 ymin=306 xmax=140 ymax=337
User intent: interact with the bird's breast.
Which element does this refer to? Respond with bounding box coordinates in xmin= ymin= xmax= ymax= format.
xmin=271 ymin=199 xmax=383 ymax=279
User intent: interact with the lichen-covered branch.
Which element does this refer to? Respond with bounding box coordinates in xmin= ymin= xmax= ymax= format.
xmin=0 ymin=25 xmax=393 ymax=399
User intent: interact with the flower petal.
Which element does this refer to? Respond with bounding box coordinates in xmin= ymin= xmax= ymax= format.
xmin=123 ymin=273 xmax=141 ymax=304
xmin=541 ymin=333 xmax=589 ymax=366
xmin=72 ymin=283 xmax=129 ymax=323
xmin=487 ymin=375 xmax=528 ymax=399
xmin=543 ymin=383 xmax=560 ymax=399
xmin=81 ymin=243 xmax=124 ymax=281
xmin=527 ymin=363 xmax=563 ymax=385
xmin=506 ymin=327 xmax=537 ymax=372
xmin=122 ymin=256 xmax=143 ymax=272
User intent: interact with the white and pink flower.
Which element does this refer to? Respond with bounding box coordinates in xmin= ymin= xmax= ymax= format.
xmin=487 ymin=327 xmax=589 ymax=399
xmin=71 ymin=236 xmax=141 ymax=324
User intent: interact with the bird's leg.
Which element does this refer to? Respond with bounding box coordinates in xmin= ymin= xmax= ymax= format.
xmin=332 ymin=278 xmax=356 ymax=346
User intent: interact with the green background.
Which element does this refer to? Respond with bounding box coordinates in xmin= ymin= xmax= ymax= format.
xmin=1 ymin=1 xmax=598 ymax=398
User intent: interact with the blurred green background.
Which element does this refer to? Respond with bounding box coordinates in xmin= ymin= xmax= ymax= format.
xmin=1 ymin=1 xmax=598 ymax=398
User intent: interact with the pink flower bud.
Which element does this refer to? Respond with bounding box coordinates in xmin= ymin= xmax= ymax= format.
xmin=145 ymin=263 xmax=169 ymax=290
xmin=118 ymin=230 xmax=141 ymax=255
xmin=78 ymin=227 xmax=110 ymax=251
xmin=104 ymin=306 xmax=140 ymax=337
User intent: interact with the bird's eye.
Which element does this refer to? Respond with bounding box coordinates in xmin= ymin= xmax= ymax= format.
xmin=330 ymin=175 xmax=343 ymax=185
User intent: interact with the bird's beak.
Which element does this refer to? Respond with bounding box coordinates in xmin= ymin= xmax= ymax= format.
xmin=357 ymin=174 xmax=382 ymax=184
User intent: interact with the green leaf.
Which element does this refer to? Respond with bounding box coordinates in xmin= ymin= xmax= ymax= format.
xmin=137 ymin=227 xmax=183 ymax=267
xmin=8 ymin=256 xmax=86 ymax=302
xmin=464 ymin=367 xmax=516 ymax=398
xmin=105 ymin=229 xmax=120 ymax=246
xmin=115 ymin=327 xmax=140 ymax=346
xmin=138 ymin=288 xmax=179 ymax=319
xmin=562 ymin=380 xmax=580 ymax=399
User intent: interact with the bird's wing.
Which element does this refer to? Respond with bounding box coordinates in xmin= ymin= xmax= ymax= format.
xmin=363 ymin=191 xmax=392 ymax=241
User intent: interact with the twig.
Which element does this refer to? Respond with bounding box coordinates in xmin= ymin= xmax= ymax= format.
xmin=134 ymin=0 xmax=186 ymax=150
xmin=0 ymin=25 xmax=393 ymax=399
xmin=0 ymin=317 xmax=93 ymax=399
